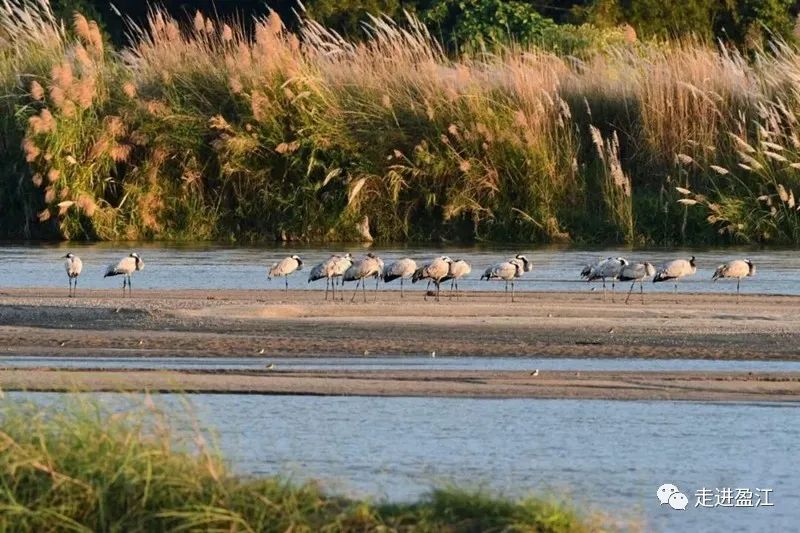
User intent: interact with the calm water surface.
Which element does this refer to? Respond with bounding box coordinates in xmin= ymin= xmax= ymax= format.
xmin=1 ymin=242 xmax=799 ymax=294
xmin=8 ymin=392 xmax=799 ymax=532
xmin=3 ymin=355 xmax=800 ymax=372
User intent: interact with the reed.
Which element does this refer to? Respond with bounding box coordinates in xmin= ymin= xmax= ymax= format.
xmin=1 ymin=1 xmax=799 ymax=243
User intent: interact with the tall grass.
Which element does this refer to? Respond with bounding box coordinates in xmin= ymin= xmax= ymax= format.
xmin=1 ymin=1 xmax=799 ymax=243
xmin=0 ymin=396 xmax=605 ymax=531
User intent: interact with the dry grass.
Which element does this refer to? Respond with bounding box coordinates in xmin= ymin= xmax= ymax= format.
xmin=1 ymin=1 xmax=799 ymax=243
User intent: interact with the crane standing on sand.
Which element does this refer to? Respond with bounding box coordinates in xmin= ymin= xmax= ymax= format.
xmin=654 ymin=256 xmax=697 ymax=302
xmin=441 ymin=258 xmax=471 ymax=299
xmin=412 ymin=256 xmax=453 ymax=302
xmin=63 ymin=253 xmax=82 ymax=298
xmin=617 ymin=261 xmax=656 ymax=304
xmin=104 ymin=253 xmax=144 ymax=296
xmin=480 ymin=254 xmax=532 ymax=302
xmin=581 ymin=256 xmax=627 ymax=302
xmin=712 ymin=259 xmax=755 ymax=303
xmin=382 ymin=258 xmax=417 ymax=298
xmin=343 ymin=253 xmax=384 ymax=302
xmin=308 ymin=253 xmax=353 ymax=301
xmin=268 ymin=255 xmax=303 ymax=292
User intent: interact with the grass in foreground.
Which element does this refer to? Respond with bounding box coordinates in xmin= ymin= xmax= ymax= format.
xmin=0 ymin=395 xmax=608 ymax=532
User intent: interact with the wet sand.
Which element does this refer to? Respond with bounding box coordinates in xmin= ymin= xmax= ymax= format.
xmin=2 ymin=288 xmax=799 ymax=400
xmin=1 ymin=368 xmax=799 ymax=401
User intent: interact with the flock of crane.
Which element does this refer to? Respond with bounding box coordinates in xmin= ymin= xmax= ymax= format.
xmin=60 ymin=251 xmax=756 ymax=303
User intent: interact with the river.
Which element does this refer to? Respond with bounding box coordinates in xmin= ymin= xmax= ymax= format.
xmin=1 ymin=242 xmax=799 ymax=294
xmin=7 ymin=392 xmax=798 ymax=532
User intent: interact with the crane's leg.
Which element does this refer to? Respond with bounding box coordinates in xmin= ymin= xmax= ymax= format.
xmin=449 ymin=278 xmax=455 ymax=299
xmin=435 ymin=281 xmax=441 ymax=302
xmin=400 ymin=278 xmax=404 ymax=299
xmin=505 ymin=281 xmax=509 ymax=300
xmin=285 ymin=276 xmax=289 ymax=292
xmin=511 ymin=281 xmax=516 ymax=303
xmin=362 ymin=278 xmax=367 ymax=303
xmin=351 ymin=279 xmax=360 ymax=303
xmin=611 ymin=280 xmax=616 ymax=303
xmin=74 ymin=277 xmax=78 ymax=298
xmin=455 ymin=279 xmax=460 ymax=299
xmin=640 ymin=280 xmax=644 ymax=305
xmin=625 ymin=280 xmax=635 ymax=304
xmin=122 ymin=276 xmax=127 ymax=297
xmin=737 ymin=278 xmax=741 ymax=304
xmin=375 ymin=275 xmax=379 ymax=301
xmin=324 ymin=278 xmax=329 ymax=301
xmin=602 ymin=278 xmax=607 ymax=301
xmin=128 ymin=275 xmax=132 ymax=296
xmin=674 ymin=281 xmax=678 ymax=304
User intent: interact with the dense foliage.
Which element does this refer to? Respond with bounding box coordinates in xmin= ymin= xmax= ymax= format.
xmin=49 ymin=0 xmax=800 ymax=49
xmin=1 ymin=1 xmax=800 ymax=244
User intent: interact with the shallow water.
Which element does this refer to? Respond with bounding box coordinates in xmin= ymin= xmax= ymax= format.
xmin=1 ymin=242 xmax=799 ymax=294
xmin=9 ymin=392 xmax=799 ymax=532
xmin=3 ymin=355 xmax=800 ymax=372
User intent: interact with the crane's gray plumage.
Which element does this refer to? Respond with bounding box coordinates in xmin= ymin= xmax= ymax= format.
xmin=712 ymin=258 xmax=755 ymax=302
xmin=582 ymin=256 xmax=628 ymax=302
xmin=480 ymin=254 xmax=531 ymax=302
xmin=441 ymin=258 xmax=471 ymax=299
xmin=382 ymin=258 xmax=417 ymax=298
xmin=343 ymin=253 xmax=384 ymax=302
xmin=104 ymin=253 xmax=144 ymax=296
xmin=63 ymin=252 xmax=82 ymax=298
xmin=268 ymin=255 xmax=303 ymax=292
xmin=618 ymin=261 xmax=655 ymax=304
xmin=412 ymin=256 xmax=452 ymax=301
xmin=308 ymin=253 xmax=352 ymax=300
xmin=654 ymin=256 xmax=697 ymax=301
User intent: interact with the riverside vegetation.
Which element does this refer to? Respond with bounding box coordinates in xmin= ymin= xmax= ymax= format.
xmin=1 ymin=1 xmax=800 ymax=244
xmin=0 ymin=396 xmax=603 ymax=532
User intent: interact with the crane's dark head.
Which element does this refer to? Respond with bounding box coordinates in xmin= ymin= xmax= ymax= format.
xmin=343 ymin=253 xmax=352 ymax=259
xmin=617 ymin=257 xmax=629 ymax=266
xmin=745 ymin=258 xmax=755 ymax=275
xmin=63 ymin=253 xmax=74 ymax=259
xmin=291 ymin=254 xmax=303 ymax=267
xmin=689 ymin=256 xmax=696 ymax=266
xmin=366 ymin=252 xmax=376 ymax=259
xmin=515 ymin=254 xmax=532 ymax=272
xmin=130 ymin=252 xmax=144 ymax=270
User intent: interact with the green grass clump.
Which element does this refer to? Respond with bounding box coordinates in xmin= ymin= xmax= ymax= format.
xmin=0 ymin=397 xmax=604 ymax=532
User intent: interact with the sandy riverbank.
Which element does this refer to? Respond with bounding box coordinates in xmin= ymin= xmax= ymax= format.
xmin=1 ymin=288 xmax=798 ymax=359
xmin=1 ymin=368 xmax=799 ymax=401
xmin=2 ymin=288 xmax=799 ymax=400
